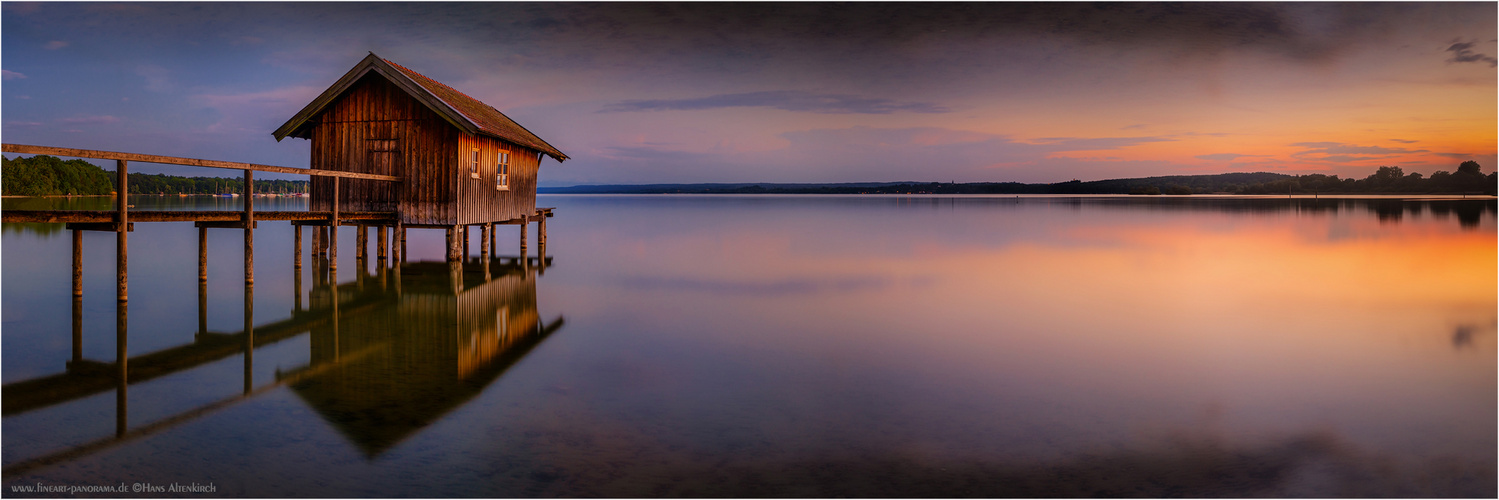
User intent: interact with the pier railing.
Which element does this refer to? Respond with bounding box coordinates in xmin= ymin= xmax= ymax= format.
xmin=2 ymin=143 xmax=404 ymax=296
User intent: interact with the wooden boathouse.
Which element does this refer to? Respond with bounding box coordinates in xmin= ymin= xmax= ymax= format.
xmin=274 ymin=52 xmax=569 ymax=262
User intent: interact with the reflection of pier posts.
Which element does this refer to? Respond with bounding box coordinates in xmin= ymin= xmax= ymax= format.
xmin=244 ymin=169 xmax=254 ymax=285
xmin=115 ymin=300 xmax=127 ymax=437
xmin=331 ymin=279 xmax=340 ymax=362
xmin=244 ymin=284 xmax=253 ymax=394
xmin=449 ymin=260 xmax=463 ymax=295
xmin=72 ymin=297 xmax=83 ymax=362
xmin=198 ymin=281 xmax=208 ymax=336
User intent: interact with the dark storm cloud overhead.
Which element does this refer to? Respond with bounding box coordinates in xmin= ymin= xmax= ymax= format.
xmin=599 ymin=91 xmax=949 ymax=115
xmin=1445 ymin=40 xmax=1497 ymax=67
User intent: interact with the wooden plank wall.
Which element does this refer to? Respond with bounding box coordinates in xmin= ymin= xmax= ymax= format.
xmin=309 ymin=75 xmax=458 ymax=225
xmin=456 ymin=135 xmax=542 ymax=225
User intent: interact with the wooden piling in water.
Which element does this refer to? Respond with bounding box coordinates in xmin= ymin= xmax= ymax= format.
xmin=377 ymin=225 xmax=387 ymax=261
xmin=294 ymin=224 xmax=302 ymax=270
xmin=394 ymin=223 xmax=404 ymax=263
xmin=519 ymin=220 xmax=528 ymax=270
xmin=357 ymin=224 xmax=367 ymax=263
xmin=480 ymin=223 xmax=490 ymax=279
xmin=198 ymin=226 xmax=208 ymax=284
xmin=463 ymin=225 xmax=470 ymax=259
xmin=198 ymin=281 xmax=207 ymax=335
xmin=72 ymin=229 xmax=83 ymax=297
xmin=116 ymin=160 xmax=128 ymax=302
xmin=243 ymin=169 xmax=254 ymax=285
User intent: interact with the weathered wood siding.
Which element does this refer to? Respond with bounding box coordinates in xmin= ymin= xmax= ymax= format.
xmin=308 ymin=74 xmax=458 ymax=225
xmin=456 ymin=135 xmax=542 ymax=225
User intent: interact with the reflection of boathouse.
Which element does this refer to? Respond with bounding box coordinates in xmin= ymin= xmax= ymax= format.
xmin=287 ymin=262 xmax=562 ymax=456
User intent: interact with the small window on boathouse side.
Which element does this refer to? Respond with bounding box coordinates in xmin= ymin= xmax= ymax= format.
xmin=496 ymin=151 xmax=510 ymax=190
xmin=470 ymin=148 xmax=481 ymax=178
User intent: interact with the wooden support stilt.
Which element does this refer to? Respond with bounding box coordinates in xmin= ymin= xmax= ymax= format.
xmin=463 ymin=225 xmax=470 ymax=259
xmin=243 ymin=169 xmax=254 ymax=285
xmin=72 ymin=229 xmax=83 ymax=297
xmin=294 ymin=224 xmax=302 ymax=270
xmin=357 ymin=224 xmax=367 ymax=263
xmin=480 ymin=223 xmax=490 ymax=279
xmin=489 ymin=222 xmax=496 ymax=259
xmin=312 ymin=223 xmax=322 ymax=257
xmin=394 ymin=223 xmax=404 ymax=263
xmin=198 ymin=226 xmax=208 ymax=284
xmin=446 ymin=226 xmax=461 ymax=262
xmin=519 ymin=220 xmax=528 ymax=270
xmin=537 ymin=214 xmax=547 ymax=275
xmin=116 ymin=160 xmax=128 ymax=302
xmin=377 ymin=225 xmax=387 ymax=261
xmin=329 ymin=177 xmax=339 ymax=271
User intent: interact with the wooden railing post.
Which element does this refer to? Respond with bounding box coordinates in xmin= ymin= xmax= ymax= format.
xmin=329 ymin=177 xmax=339 ymax=271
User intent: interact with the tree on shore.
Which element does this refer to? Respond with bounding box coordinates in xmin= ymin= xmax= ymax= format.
xmin=1 ymin=155 xmax=115 ymax=196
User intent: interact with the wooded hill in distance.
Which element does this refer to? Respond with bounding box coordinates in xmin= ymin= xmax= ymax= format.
xmin=542 ymin=162 xmax=1498 ymax=196
xmin=1 ymin=155 xmax=307 ymax=196
xmin=5 ymin=154 xmax=1493 ymax=197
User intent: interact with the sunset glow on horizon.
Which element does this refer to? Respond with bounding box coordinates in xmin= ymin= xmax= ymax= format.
xmin=2 ymin=3 xmax=1494 ymax=185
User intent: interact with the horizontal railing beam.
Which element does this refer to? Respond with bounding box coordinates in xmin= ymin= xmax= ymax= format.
xmin=2 ymin=144 xmax=401 ymax=182
xmin=2 ymin=210 xmax=396 ymax=224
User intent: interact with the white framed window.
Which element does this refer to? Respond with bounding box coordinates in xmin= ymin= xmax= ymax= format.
xmin=496 ymin=151 xmax=510 ymax=190
xmin=469 ymin=148 xmax=481 ymax=178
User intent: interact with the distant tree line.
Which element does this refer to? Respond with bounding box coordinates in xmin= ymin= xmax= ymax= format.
xmin=1233 ymin=162 xmax=1496 ymax=196
xmin=543 ymin=162 xmax=1498 ymax=196
xmin=2 ymin=155 xmax=308 ymax=196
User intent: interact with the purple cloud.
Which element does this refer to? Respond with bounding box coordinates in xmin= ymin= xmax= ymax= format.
xmin=601 ymin=90 xmax=950 ymax=115
xmin=1446 ymin=40 xmax=1497 ymax=67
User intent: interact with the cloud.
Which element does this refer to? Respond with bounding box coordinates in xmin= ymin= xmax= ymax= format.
xmin=7 ymin=121 xmax=43 ymax=127
xmin=1195 ymin=153 xmax=1268 ymax=162
xmin=1029 ymin=136 xmax=1175 ymax=152
xmin=1389 ymin=139 xmax=1419 ymax=144
xmin=1290 ymin=142 xmax=1427 ymax=157
xmin=600 ymin=90 xmax=950 ymax=114
xmin=58 ymin=115 xmax=121 ymax=125
xmin=43 ymin=40 xmax=68 ymax=50
xmin=135 ymin=65 xmax=173 ymax=92
xmin=2 ymin=70 xmax=26 ymax=80
xmin=1446 ymin=40 xmax=1497 ymax=67
xmin=1436 ymin=152 xmax=1475 ymax=159
xmin=191 ymin=85 xmax=325 ymax=134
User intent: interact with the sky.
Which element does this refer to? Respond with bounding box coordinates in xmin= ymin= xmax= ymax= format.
xmin=2 ymin=2 xmax=1495 ymax=186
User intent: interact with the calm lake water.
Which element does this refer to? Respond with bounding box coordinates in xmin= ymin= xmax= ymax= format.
xmin=2 ymin=194 xmax=1495 ymax=497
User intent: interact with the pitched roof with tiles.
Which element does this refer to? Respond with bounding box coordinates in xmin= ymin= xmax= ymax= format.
xmin=274 ymin=53 xmax=568 ymax=162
